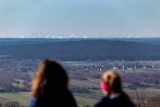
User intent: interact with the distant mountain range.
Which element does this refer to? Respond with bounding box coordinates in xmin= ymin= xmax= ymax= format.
xmin=0 ymin=38 xmax=160 ymax=61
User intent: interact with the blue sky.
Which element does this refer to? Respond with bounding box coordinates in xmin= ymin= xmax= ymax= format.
xmin=0 ymin=0 xmax=160 ymax=38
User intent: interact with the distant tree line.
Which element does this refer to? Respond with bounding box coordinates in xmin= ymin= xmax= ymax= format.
xmin=1 ymin=40 xmax=160 ymax=61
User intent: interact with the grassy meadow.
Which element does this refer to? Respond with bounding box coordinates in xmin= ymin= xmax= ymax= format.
xmin=0 ymin=78 xmax=160 ymax=107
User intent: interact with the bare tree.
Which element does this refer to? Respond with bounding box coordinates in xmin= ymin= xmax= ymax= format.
xmin=134 ymin=89 xmax=147 ymax=107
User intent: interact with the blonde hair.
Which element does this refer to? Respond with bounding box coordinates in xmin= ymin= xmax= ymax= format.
xmin=32 ymin=62 xmax=45 ymax=97
xmin=101 ymin=70 xmax=122 ymax=93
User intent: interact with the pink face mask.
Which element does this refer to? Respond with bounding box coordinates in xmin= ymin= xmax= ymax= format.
xmin=100 ymin=81 xmax=111 ymax=92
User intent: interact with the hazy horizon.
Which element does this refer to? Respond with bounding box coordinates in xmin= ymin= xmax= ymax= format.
xmin=0 ymin=0 xmax=160 ymax=38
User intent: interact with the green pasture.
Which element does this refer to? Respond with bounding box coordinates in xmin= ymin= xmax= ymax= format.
xmin=75 ymin=94 xmax=98 ymax=107
xmin=0 ymin=88 xmax=159 ymax=107
xmin=136 ymin=88 xmax=160 ymax=93
xmin=70 ymin=79 xmax=99 ymax=88
xmin=0 ymin=91 xmax=101 ymax=107
xmin=0 ymin=92 xmax=30 ymax=106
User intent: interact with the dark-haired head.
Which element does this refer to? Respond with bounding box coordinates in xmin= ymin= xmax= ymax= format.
xmin=32 ymin=60 xmax=68 ymax=98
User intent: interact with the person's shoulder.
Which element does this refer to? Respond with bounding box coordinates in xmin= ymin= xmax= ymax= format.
xmin=29 ymin=97 xmax=38 ymax=107
xmin=118 ymin=93 xmax=136 ymax=107
xmin=94 ymin=96 xmax=111 ymax=107
xmin=59 ymin=90 xmax=78 ymax=107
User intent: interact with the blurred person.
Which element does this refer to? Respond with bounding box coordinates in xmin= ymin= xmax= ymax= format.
xmin=29 ymin=60 xmax=77 ymax=107
xmin=94 ymin=70 xmax=135 ymax=107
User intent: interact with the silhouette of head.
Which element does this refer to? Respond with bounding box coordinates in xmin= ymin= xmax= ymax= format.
xmin=32 ymin=59 xmax=68 ymax=98
xmin=100 ymin=70 xmax=122 ymax=94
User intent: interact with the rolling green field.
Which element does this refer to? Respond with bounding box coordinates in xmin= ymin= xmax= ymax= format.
xmin=0 ymin=92 xmax=30 ymax=106
xmin=0 ymin=83 xmax=160 ymax=107
xmin=0 ymin=89 xmax=160 ymax=107
xmin=0 ymin=78 xmax=101 ymax=107
xmin=0 ymin=92 xmax=100 ymax=107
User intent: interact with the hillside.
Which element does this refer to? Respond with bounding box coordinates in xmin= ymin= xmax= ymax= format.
xmin=0 ymin=38 xmax=160 ymax=61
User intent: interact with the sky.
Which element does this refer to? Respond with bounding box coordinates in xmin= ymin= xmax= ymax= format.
xmin=0 ymin=0 xmax=160 ymax=38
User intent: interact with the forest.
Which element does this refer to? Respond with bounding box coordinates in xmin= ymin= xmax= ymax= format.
xmin=0 ymin=38 xmax=160 ymax=61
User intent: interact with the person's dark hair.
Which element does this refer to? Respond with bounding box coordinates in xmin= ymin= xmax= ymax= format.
xmin=30 ymin=59 xmax=77 ymax=107
xmin=32 ymin=59 xmax=68 ymax=98
xmin=111 ymin=73 xmax=122 ymax=93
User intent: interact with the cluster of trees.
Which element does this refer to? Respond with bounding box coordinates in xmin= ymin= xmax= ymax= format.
xmin=0 ymin=58 xmax=38 ymax=73
xmin=1 ymin=39 xmax=160 ymax=61
xmin=146 ymin=95 xmax=160 ymax=107
xmin=0 ymin=72 xmax=31 ymax=92
xmin=133 ymin=90 xmax=160 ymax=107
xmin=122 ymin=72 xmax=160 ymax=89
